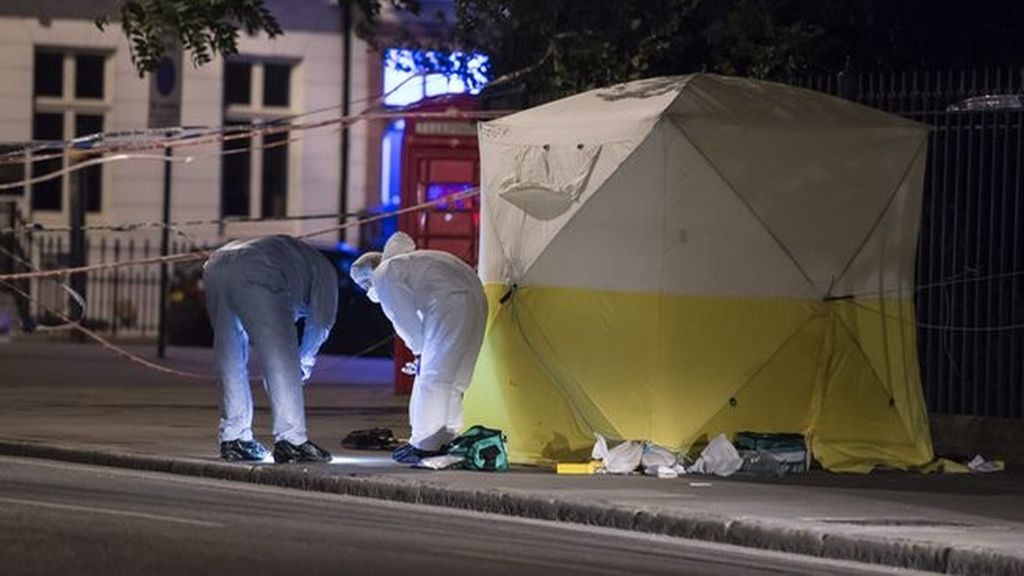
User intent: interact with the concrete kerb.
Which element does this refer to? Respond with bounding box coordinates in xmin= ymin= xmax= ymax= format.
xmin=1 ymin=439 xmax=1020 ymax=576
xmin=946 ymin=547 xmax=1024 ymax=576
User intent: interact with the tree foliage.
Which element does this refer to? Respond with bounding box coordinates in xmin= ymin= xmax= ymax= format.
xmin=348 ymin=0 xmax=841 ymax=105
xmin=96 ymin=0 xmax=283 ymax=77
xmin=98 ymin=1 xmax=1024 ymax=99
xmin=347 ymin=0 xmax=1024 ymax=107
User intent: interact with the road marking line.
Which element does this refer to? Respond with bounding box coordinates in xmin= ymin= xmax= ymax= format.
xmin=0 ymin=496 xmax=224 ymax=528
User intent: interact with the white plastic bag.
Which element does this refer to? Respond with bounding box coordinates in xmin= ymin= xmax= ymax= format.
xmin=644 ymin=465 xmax=682 ymax=479
xmin=689 ymin=434 xmax=743 ymax=477
xmin=592 ymin=433 xmax=643 ymax=474
xmin=641 ymin=442 xmax=677 ymax=468
xmin=967 ymin=454 xmax=1005 ymax=473
xmin=414 ymin=454 xmax=465 ymax=470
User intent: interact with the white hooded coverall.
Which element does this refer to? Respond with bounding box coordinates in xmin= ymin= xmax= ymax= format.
xmin=203 ymin=235 xmax=338 ymax=445
xmin=371 ymin=233 xmax=488 ymax=451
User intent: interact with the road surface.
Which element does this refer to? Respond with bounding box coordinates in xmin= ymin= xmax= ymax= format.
xmin=0 ymin=456 xmax=932 ymax=576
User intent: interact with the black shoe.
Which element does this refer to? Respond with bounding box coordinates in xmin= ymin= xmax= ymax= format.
xmin=391 ymin=442 xmax=446 ymax=464
xmin=273 ymin=440 xmax=332 ymax=463
xmin=220 ymin=439 xmax=269 ymax=462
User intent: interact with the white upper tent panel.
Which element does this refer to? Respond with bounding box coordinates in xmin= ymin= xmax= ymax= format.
xmin=479 ymin=74 xmax=929 ymax=297
xmin=669 ymin=75 xmax=923 ymax=130
xmin=668 ymin=75 xmax=928 ymax=292
xmin=483 ymin=76 xmax=691 ymax=143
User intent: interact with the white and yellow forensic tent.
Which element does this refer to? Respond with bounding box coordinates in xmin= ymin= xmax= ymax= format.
xmin=464 ymin=74 xmax=935 ymax=473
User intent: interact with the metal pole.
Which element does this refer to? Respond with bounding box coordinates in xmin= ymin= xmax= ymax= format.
xmin=111 ymin=239 xmax=120 ymax=336
xmin=157 ymin=140 xmax=172 ymax=358
xmin=69 ymin=158 xmax=86 ymax=343
xmin=339 ymin=1 xmax=352 ymax=237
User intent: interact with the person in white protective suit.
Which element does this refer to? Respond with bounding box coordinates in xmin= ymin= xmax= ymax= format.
xmin=350 ymin=232 xmax=487 ymax=463
xmin=203 ymin=235 xmax=337 ymax=463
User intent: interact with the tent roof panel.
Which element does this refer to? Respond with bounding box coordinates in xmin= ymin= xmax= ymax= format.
xmin=672 ymin=75 xmax=928 ymax=132
xmin=490 ymin=76 xmax=691 ymax=131
xmin=676 ymin=120 xmax=927 ymax=291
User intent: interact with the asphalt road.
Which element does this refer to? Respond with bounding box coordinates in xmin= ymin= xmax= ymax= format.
xmin=0 ymin=456 xmax=932 ymax=576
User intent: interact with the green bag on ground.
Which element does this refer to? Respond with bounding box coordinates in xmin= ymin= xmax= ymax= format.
xmin=733 ymin=432 xmax=808 ymax=473
xmin=446 ymin=425 xmax=509 ymax=472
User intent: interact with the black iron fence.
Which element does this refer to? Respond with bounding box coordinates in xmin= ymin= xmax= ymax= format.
xmin=795 ymin=69 xmax=1024 ymax=419
xmin=1 ymin=222 xmax=392 ymax=356
xmin=4 ymin=227 xmax=206 ymax=339
xmin=0 ymin=201 xmax=32 ymax=334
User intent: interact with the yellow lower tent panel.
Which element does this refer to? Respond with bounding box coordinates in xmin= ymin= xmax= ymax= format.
xmin=463 ymin=284 xmax=934 ymax=472
xmin=812 ymin=299 xmax=935 ymax=472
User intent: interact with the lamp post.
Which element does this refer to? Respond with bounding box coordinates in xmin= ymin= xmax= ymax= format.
xmin=149 ymin=43 xmax=182 ymax=359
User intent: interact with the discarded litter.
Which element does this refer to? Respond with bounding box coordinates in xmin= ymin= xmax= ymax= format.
xmin=740 ymin=449 xmax=787 ymax=478
xmin=734 ymin=432 xmax=807 ymax=474
xmin=584 ymin=432 xmax=813 ymax=479
xmin=557 ymin=461 xmax=600 ymax=475
xmin=592 ymin=433 xmax=644 ymax=474
xmin=689 ymin=433 xmax=744 ymax=477
xmin=647 ymin=465 xmax=684 ymax=479
xmin=414 ymin=454 xmax=465 ymax=470
xmin=967 ymin=454 xmax=1005 ymax=473
xmin=641 ymin=442 xmax=677 ymax=468
xmin=590 ymin=434 xmax=683 ymax=476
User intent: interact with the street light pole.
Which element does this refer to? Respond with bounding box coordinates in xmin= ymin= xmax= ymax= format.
xmin=339 ymin=0 xmax=352 ymax=241
xmin=157 ymin=139 xmax=171 ymax=358
xmin=150 ymin=39 xmax=182 ymax=359
xmin=68 ymin=155 xmax=86 ymax=343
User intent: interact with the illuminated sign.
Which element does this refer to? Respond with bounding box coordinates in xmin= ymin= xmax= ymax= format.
xmin=383 ymin=49 xmax=489 ymax=107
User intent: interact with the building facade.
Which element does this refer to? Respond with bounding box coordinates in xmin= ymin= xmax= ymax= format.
xmin=0 ymin=0 xmax=380 ymax=251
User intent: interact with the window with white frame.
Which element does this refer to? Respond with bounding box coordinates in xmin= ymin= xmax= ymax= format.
xmin=221 ymin=59 xmax=295 ymax=219
xmin=31 ymin=48 xmax=111 ymax=213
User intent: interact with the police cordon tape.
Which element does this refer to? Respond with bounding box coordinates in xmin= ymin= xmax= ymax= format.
xmin=0 ymin=108 xmax=509 ymax=188
xmin=7 ymin=184 xmax=1024 ymax=333
xmin=0 ymin=277 xmax=211 ymax=380
xmin=0 ymin=243 xmax=85 ymax=331
xmin=0 ymin=153 xmax=196 ymax=193
xmin=0 ymin=268 xmax=397 ymax=381
xmin=0 ymin=188 xmax=480 ymax=281
xmin=0 ymin=131 xmax=302 ymax=199
xmin=0 ymin=67 xmax=473 ymax=165
xmin=0 ymin=236 xmax=397 ymax=380
xmin=0 ymin=187 xmax=437 ymax=379
xmin=4 ymin=209 xmax=353 ymax=236
xmin=2 ymin=197 xmax=377 ymax=236
xmin=0 ymin=54 xmax=531 ymax=169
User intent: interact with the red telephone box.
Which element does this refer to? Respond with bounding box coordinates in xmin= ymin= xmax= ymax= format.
xmin=394 ymin=95 xmax=481 ymax=394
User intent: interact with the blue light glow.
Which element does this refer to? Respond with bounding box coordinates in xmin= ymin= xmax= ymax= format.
xmin=380 ymin=120 xmax=405 ymax=207
xmin=426 ymin=182 xmax=476 ymax=210
xmin=383 ymin=49 xmax=490 ymax=107
xmin=329 ymin=455 xmax=396 ymax=465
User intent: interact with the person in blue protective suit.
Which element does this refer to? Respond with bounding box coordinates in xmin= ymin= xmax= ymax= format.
xmin=350 ymin=232 xmax=488 ymax=464
xmin=203 ymin=235 xmax=337 ymax=463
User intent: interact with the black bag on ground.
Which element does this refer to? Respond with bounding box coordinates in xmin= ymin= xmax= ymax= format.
xmin=341 ymin=427 xmax=401 ymax=451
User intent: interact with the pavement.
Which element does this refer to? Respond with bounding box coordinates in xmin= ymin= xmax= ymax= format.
xmin=0 ymin=338 xmax=1022 ymax=576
